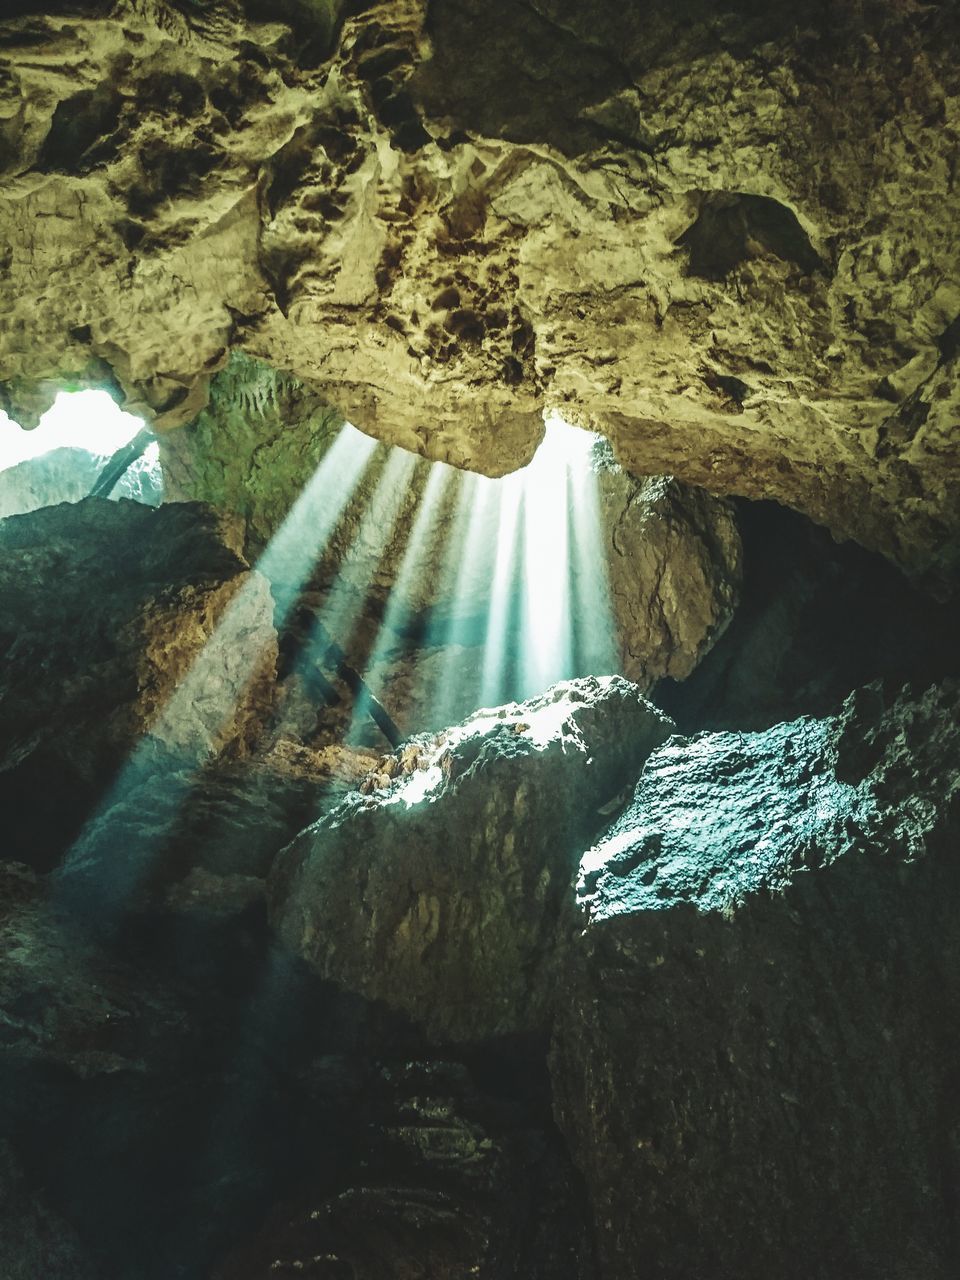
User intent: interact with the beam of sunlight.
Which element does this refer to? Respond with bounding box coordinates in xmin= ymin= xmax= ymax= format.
xmin=517 ymin=422 xmax=575 ymax=700
xmin=476 ymin=414 xmax=617 ymax=710
xmin=54 ymin=422 xmax=380 ymax=916
xmin=346 ymin=463 xmax=452 ymax=743
xmin=427 ymin=471 xmax=499 ymax=727
xmin=260 ymin=423 xmax=380 ymax=625
xmin=567 ymin=435 xmax=620 ymax=675
xmin=287 ymin=444 xmax=419 ymax=688
xmin=480 ymin=467 xmax=524 ymax=707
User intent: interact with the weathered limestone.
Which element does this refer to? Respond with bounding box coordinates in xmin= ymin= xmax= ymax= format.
xmin=0 ymin=2 xmax=957 ymax=579
xmin=269 ymin=676 xmax=674 ymax=1043
xmin=551 ymin=680 xmax=960 ymax=1279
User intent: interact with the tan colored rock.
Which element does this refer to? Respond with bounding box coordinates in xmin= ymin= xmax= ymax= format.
xmin=0 ymin=2 xmax=957 ymax=581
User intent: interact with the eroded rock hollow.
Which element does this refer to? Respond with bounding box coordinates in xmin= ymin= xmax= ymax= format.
xmin=1 ymin=2 xmax=959 ymax=1278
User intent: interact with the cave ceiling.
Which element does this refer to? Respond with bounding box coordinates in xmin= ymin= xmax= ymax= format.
xmin=0 ymin=0 xmax=958 ymax=583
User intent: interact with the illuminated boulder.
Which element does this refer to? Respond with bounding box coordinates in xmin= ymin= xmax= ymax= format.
xmin=551 ymin=680 xmax=960 ymax=1280
xmin=269 ymin=676 xmax=674 ymax=1043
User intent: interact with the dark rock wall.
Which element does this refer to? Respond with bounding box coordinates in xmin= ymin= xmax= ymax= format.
xmin=552 ymin=681 xmax=960 ymax=1279
xmin=655 ymin=498 xmax=960 ymax=733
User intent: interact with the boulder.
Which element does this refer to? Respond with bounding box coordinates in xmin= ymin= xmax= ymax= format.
xmin=269 ymin=677 xmax=674 ymax=1043
xmin=551 ymin=680 xmax=960 ymax=1279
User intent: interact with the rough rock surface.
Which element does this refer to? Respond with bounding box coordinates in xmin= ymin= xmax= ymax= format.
xmin=270 ymin=676 xmax=674 ymax=1043
xmin=657 ymin=498 xmax=960 ymax=733
xmin=1 ymin=3 xmax=958 ymax=577
xmin=551 ymin=680 xmax=960 ymax=1280
xmin=0 ymin=444 xmax=163 ymax=518
xmin=0 ymin=498 xmax=277 ymax=868
xmin=213 ymin=1057 xmax=596 ymax=1280
xmin=0 ymin=856 xmax=592 ymax=1280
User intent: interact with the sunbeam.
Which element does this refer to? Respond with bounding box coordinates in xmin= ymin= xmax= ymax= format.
xmin=54 ymin=422 xmax=381 ymax=913
xmin=347 ymin=463 xmax=453 ymax=743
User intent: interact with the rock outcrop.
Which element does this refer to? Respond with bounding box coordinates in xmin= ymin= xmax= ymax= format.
xmin=0 ymin=852 xmax=592 ymax=1280
xmin=0 ymin=498 xmax=277 ymax=868
xmin=269 ymin=677 xmax=674 ymax=1043
xmin=551 ymin=680 xmax=960 ymax=1279
xmin=0 ymin=3 xmax=957 ymax=578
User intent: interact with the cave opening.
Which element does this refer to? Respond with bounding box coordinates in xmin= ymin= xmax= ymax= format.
xmin=0 ymin=389 xmax=164 ymax=515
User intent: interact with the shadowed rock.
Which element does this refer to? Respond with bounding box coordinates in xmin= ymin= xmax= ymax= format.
xmin=551 ymin=679 xmax=960 ymax=1280
xmin=0 ymin=498 xmax=277 ymax=869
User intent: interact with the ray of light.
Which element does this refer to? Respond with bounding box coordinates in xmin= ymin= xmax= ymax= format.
xmin=516 ymin=423 xmax=576 ymax=700
xmin=346 ymin=463 xmax=453 ymax=744
xmin=425 ymin=470 xmax=499 ymax=728
xmin=284 ymin=443 xmax=420 ymax=721
xmin=480 ymin=466 xmax=525 ymax=707
xmin=259 ymin=423 xmax=380 ymax=624
xmin=567 ymin=436 xmax=620 ymax=676
xmin=54 ymin=422 xmax=381 ymax=911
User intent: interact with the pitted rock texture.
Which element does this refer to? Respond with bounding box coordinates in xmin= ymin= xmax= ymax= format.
xmin=269 ymin=676 xmax=674 ymax=1044
xmin=0 ymin=3 xmax=958 ymax=578
xmin=551 ymin=680 xmax=960 ymax=1280
xmin=0 ymin=498 xmax=277 ymax=869
xmin=0 ymin=444 xmax=163 ymax=518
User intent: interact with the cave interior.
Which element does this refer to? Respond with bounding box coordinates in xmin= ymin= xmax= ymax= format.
xmin=1 ymin=2 xmax=960 ymax=1278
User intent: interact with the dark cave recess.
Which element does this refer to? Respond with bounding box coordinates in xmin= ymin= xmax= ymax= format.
xmin=654 ymin=497 xmax=960 ymax=734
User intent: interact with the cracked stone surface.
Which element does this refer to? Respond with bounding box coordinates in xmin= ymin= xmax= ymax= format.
xmin=0 ymin=2 xmax=957 ymax=580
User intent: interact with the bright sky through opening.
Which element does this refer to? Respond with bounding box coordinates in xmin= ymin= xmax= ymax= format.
xmin=0 ymin=391 xmax=155 ymax=471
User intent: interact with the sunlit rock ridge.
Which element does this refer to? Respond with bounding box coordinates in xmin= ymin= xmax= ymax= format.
xmin=1 ymin=0 xmax=958 ymax=581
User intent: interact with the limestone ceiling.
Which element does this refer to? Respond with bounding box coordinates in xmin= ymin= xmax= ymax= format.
xmin=0 ymin=0 xmax=957 ymax=583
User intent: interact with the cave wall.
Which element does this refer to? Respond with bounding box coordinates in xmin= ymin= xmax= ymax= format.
xmin=0 ymin=0 xmax=958 ymax=581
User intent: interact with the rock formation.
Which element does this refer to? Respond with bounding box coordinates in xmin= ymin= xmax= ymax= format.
xmin=0 ymin=3 xmax=958 ymax=1278
xmin=552 ymin=679 xmax=960 ymax=1279
xmin=270 ymin=677 xmax=674 ymax=1043
xmin=0 ymin=498 xmax=277 ymax=868
xmin=0 ymin=1 xmax=958 ymax=581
